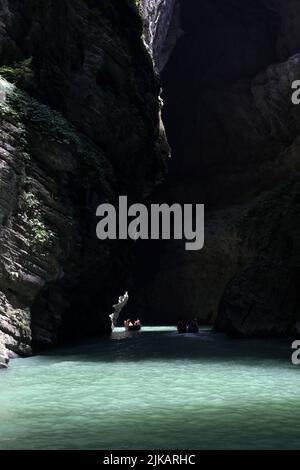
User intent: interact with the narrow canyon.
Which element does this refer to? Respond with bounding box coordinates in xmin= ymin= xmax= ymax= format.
xmin=1 ymin=0 xmax=300 ymax=367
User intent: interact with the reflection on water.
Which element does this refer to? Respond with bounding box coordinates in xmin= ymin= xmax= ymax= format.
xmin=0 ymin=327 xmax=299 ymax=449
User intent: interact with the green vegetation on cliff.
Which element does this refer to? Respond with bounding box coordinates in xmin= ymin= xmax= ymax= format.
xmin=0 ymin=74 xmax=115 ymax=195
xmin=0 ymin=58 xmax=33 ymax=88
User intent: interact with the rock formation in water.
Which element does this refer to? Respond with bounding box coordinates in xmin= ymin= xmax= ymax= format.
xmin=136 ymin=0 xmax=300 ymax=336
xmin=0 ymin=0 xmax=167 ymax=362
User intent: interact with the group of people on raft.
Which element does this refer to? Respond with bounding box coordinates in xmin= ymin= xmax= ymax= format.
xmin=124 ymin=319 xmax=141 ymax=328
xmin=177 ymin=318 xmax=199 ymax=334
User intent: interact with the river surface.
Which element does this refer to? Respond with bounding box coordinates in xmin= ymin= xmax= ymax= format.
xmin=0 ymin=326 xmax=299 ymax=449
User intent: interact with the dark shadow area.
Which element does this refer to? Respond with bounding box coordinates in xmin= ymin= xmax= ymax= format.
xmin=39 ymin=328 xmax=293 ymax=365
xmin=161 ymin=0 xmax=280 ymax=205
xmin=132 ymin=0 xmax=300 ymax=332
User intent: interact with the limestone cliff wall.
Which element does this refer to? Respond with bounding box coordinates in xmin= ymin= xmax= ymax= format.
xmin=0 ymin=0 xmax=167 ymax=364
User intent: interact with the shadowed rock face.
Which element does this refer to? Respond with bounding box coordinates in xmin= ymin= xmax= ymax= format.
xmin=216 ymin=181 xmax=300 ymax=337
xmin=162 ymin=0 xmax=300 ymax=205
xmin=0 ymin=0 xmax=167 ymax=360
xmin=135 ymin=0 xmax=300 ymax=335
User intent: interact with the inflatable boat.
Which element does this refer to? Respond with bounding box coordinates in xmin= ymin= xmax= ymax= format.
xmin=126 ymin=324 xmax=141 ymax=331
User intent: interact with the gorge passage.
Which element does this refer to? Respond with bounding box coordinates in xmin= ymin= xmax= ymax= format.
xmin=0 ymin=0 xmax=300 ymax=363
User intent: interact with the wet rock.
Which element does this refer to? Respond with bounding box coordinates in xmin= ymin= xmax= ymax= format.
xmin=0 ymin=340 xmax=9 ymax=368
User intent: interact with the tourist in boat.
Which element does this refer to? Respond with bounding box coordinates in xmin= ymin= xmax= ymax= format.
xmin=124 ymin=318 xmax=142 ymax=331
xmin=125 ymin=319 xmax=141 ymax=330
xmin=187 ymin=318 xmax=199 ymax=334
xmin=177 ymin=320 xmax=187 ymax=334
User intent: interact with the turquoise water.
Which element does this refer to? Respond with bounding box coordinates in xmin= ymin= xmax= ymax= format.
xmin=0 ymin=326 xmax=300 ymax=450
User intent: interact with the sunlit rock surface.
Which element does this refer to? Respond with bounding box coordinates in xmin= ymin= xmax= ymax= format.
xmin=140 ymin=0 xmax=182 ymax=71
